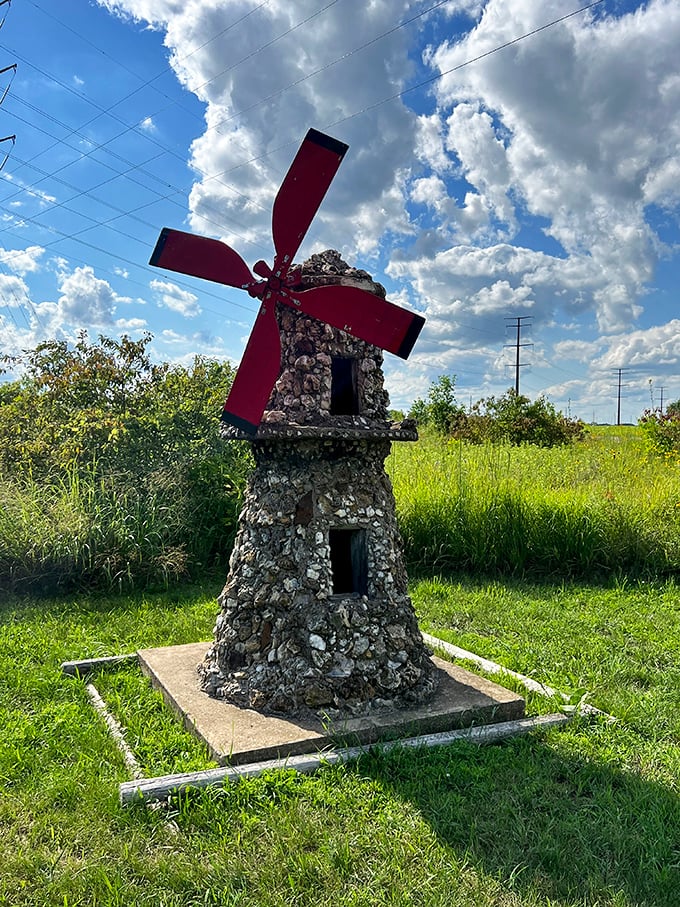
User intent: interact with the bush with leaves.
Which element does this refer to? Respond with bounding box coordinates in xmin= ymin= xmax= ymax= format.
xmin=409 ymin=378 xmax=584 ymax=447
xmin=665 ymin=399 xmax=680 ymax=419
xmin=638 ymin=408 xmax=680 ymax=456
xmin=408 ymin=374 xmax=465 ymax=434
xmin=467 ymin=389 xmax=586 ymax=447
xmin=0 ymin=332 xmax=251 ymax=592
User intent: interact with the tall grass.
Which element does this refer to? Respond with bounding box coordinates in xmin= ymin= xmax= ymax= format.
xmin=389 ymin=427 xmax=680 ymax=578
xmin=3 ymin=425 xmax=678 ymax=590
xmin=0 ymin=459 xmax=246 ymax=594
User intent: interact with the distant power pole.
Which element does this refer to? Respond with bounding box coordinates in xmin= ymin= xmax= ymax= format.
xmin=0 ymin=0 xmax=17 ymax=175
xmin=613 ymin=367 xmax=632 ymax=425
xmin=505 ymin=316 xmax=533 ymax=395
xmin=659 ymin=386 xmax=665 ymax=415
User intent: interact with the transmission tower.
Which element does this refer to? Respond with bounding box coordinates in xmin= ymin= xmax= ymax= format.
xmin=0 ymin=2 xmax=15 ymax=172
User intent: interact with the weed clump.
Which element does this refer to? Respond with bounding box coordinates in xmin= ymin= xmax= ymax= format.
xmin=0 ymin=332 xmax=252 ymax=593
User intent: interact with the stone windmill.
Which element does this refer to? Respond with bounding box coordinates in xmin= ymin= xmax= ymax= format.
xmin=150 ymin=130 xmax=439 ymax=718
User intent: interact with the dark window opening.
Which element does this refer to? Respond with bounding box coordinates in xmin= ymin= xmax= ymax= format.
xmin=330 ymin=357 xmax=359 ymax=415
xmin=294 ymin=491 xmax=314 ymax=525
xmin=329 ymin=528 xmax=368 ymax=596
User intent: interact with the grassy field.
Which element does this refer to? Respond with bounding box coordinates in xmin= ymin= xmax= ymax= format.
xmin=1 ymin=573 xmax=678 ymax=907
xmin=2 ymin=427 xmax=679 ymax=906
xmin=389 ymin=426 xmax=680 ymax=577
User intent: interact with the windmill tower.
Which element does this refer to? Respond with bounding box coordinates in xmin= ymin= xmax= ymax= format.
xmin=198 ymin=251 xmax=438 ymax=716
xmin=150 ymin=129 xmax=440 ymax=717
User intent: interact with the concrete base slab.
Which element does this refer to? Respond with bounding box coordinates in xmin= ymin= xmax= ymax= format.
xmin=138 ymin=642 xmax=525 ymax=766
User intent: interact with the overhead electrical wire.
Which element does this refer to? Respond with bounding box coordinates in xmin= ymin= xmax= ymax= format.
xmin=0 ymin=206 xmax=258 ymax=319
xmin=0 ymin=0 xmax=10 ymax=33
xmin=0 ymin=0 xmax=351 ymax=207
xmin=0 ymin=0 xmax=447 ymax=213
xmin=2 ymin=82 xmax=265 ymax=215
xmin=1 ymin=100 xmax=272 ymax=257
xmin=0 ymin=61 xmax=15 ymax=105
xmin=207 ymin=0 xmax=458 ymax=134
xmin=3 ymin=145 xmax=270 ymax=259
xmin=330 ymin=0 xmax=607 ymax=128
xmin=26 ymin=0 xmax=271 ymax=121
xmin=1 ymin=0 xmax=613 ymax=393
xmin=2 ymin=0 xmax=274 ymax=207
xmin=200 ymin=0 xmax=608 ymax=184
xmin=2 ymin=0 xmax=607 ymax=227
xmin=0 ymin=132 xmax=14 ymax=171
xmin=2 ymin=0 xmax=452 ymax=231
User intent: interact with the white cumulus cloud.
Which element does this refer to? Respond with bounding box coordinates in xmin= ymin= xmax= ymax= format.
xmin=150 ymin=278 xmax=201 ymax=316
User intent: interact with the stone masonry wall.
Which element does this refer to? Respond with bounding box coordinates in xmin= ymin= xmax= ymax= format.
xmin=199 ymin=438 xmax=438 ymax=716
xmin=262 ymin=250 xmax=390 ymax=428
xmin=199 ymin=251 xmax=438 ymax=717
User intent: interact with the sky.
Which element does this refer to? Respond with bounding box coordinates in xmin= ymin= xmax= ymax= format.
xmin=0 ymin=0 xmax=679 ymax=423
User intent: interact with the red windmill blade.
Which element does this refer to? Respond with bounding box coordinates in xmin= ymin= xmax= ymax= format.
xmin=150 ymin=128 xmax=425 ymax=434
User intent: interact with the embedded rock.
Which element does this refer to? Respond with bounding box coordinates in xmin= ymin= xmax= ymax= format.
xmin=199 ymin=252 xmax=437 ymax=717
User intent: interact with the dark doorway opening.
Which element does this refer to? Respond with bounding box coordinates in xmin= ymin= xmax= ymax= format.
xmin=329 ymin=528 xmax=368 ymax=596
xmin=330 ymin=357 xmax=359 ymax=415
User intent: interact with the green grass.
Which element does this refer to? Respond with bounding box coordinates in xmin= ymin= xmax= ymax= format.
xmin=2 ymin=576 xmax=679 ymax=906
xmin=0 ymin=453 xmax=248 ymax=595
xmin=388 ymin=427 xmax=680 ymax=577
xmin=5 ymin=424 xmax=679 ymax=594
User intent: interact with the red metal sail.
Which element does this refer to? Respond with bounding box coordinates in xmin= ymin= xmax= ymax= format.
xmin=149 ymin=128 xmax=425 ymax=434
xmin=270 ymin=129 xmax=348 ymax=278
xmin=219 ymin=302 xmax=282 ymax=434
xmin=291 ymin=284 xmax=424 ymax=361
xmin=150 ymin=228 xmax=255 ymax=291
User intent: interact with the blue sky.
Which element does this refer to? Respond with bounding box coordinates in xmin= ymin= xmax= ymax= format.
xmin=1 ymin=0 xmax=678 ymax=422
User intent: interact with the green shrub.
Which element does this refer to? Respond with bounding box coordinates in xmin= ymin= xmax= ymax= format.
xmin=464 ymin=390 xmax=586 ymax=447
xmin=665 ymin=398 xmax=680 ymax=418
xmin=409 ymin=378 xmax=585 ymax=447
xmin=638 ymin=409 xmax=680 ymax=456
xmin=0 ymin=332 xmax=251 ymax=592
xmin=408 ymin=375 xmax=465 ymax=434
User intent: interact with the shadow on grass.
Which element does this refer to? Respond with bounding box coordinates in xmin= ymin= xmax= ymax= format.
xmin=0 ymin=576 xmax=224 ymax=623
xmin=357 ymin=731 xmax=679 ymax=906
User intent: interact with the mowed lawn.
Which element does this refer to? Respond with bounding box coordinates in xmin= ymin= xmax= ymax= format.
xmin=1 ymin=427 xmax=679 ymax=906
xmin=1 ymin=573 xmax=678 ymax=907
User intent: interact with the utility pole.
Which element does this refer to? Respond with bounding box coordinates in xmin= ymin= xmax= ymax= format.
xmin=0 ymin=3 xmax=16 ymax=173
xmin=659 ymin=386 xmax=665 ymax=415
xmin=612 ymin=367 xmax=632 ymax=425
xmin=504 ymin=316 xmax=533 ymax=395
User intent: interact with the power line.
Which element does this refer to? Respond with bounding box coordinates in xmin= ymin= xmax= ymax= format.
xmin=327 ymin=1 xmax=607 ymax=128
xmin=1 ymin=0 xmax=615 ymax=377
xmin=0 ymin=207 xmax=259 ymax=318
xmin=2 ymin=0 xmax=608 ymax=213
xmin=0 ymin=0 xmax=273 ymax=188
xmin=206 ymin=0 xmax=457 ymax=134
xmin=1 ymin=0 xmax=352 ymax=203
xmin=0 ymin=0 xmax=612 ymax=336
xmin=190 ymin=0 xmax=343 ymax=98
xmin=0 ymin=0 xmax=10 ymax=33
xmin=3 ymin=148 xmax=270 ymax=258
xmin=26 ymin=0 xmax=265 ymax=123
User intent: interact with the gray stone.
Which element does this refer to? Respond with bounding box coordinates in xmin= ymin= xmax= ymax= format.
xmin=198 ymin=252 xmax=439 ymax=717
